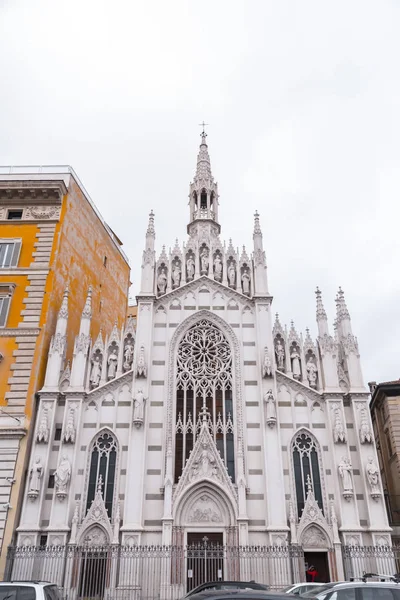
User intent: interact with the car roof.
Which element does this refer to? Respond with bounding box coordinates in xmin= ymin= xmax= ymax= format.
xmin=188 ymin=590 xmax=294 ymax=600
xmin=0 ymin=582 xmax=54 ymax=586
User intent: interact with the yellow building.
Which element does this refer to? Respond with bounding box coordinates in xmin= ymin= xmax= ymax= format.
xmin=0 ymin=166 xmax=130 ymax=575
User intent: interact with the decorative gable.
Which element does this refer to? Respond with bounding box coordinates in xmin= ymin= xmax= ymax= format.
xmin=297 ymin=478 xmax=333 ymax=547
xmin=173 ymin=411 xmax=238 ymax=505
xmin=77 ymin=477 xmax=113 ymax=544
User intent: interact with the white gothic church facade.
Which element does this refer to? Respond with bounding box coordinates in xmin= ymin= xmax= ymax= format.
xmin=13 ymin=134 xmax=391 ymax=588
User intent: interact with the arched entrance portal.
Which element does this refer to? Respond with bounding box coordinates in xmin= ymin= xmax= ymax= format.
xmin=174 ymin=482 xmax=238 ymax=591
xmin=300 ymin=525 xmax=332 ymax=583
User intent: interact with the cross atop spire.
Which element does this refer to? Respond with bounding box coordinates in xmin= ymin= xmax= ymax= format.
xmin=253 ymin=211 xmax=262 ymax=235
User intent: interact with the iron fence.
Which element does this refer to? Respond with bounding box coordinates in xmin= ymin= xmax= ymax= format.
xmin=343 ymin=545 xmax=400 ymax=580
xmin=4 ymin=544 xmax=305 ymax=600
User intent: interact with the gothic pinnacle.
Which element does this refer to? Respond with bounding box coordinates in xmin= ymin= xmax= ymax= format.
xmin=81 ymin=286 xmax=92 ymax=320
xmin=58 ymin=286 xmax=69 ymax=320
xmin=315 ymin=287 xmax=327 ymax=321
xmin=253 ymin=210 xmax=262 ymax=235
xmin=336 ymin=287 xmax=350 ymax=322
xmin=146 ymin=210 xmax=155 ymax=237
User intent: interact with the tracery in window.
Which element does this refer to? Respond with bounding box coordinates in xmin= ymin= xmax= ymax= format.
xmin=292 ymin=432 xmax=323 ymax=516
xmin=86 ymin=431 xmax=117 ymax=518
xmin=174 ymin=319 xmax=235 ymax=483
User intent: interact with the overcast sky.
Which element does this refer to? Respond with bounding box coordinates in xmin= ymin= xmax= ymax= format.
xmin=1 ymin=0 xmax=399 ymax=387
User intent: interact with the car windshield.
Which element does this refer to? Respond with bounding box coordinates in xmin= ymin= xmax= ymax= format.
xmin=302 ymin=585 xmax=336 ymax=598
xmin=281 ymin=586 xmax=296 ymax=593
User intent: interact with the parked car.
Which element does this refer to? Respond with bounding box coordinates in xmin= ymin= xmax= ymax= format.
xmin=301 ymin=576 xmax=400 ymax=600
xmin=186 ymin=582 xmax=270 ymax=598
xmin=185 ymin=589 xmax=297 ymax=600
xmin=0 ymin=582 xmax=60 ymax=600
xmin=282 ymin=584 xmax=326 ymax=596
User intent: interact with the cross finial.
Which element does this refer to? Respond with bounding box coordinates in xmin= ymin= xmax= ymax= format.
xmin=199 ymin=121 xmax=209 ymax=135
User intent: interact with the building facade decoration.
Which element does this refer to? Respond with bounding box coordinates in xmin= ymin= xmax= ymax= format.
xmin=28 ymin=458 xmax=43 ymax=500
xmin=366 ymin=457 xmax=381 ymax=500
xmin=359 ymin=405 xmax=373 ymax=444
xmin=36 ymin=403 xmax=50 ymax=443
xmin=13 ymin=133 xmax=390 ymax=588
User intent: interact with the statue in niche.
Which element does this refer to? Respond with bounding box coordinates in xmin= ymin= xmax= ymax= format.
xmin=123 ymin=339 xmax=134 ymax=371
xmin=54 ymin=455 xmax=71 ymax=500
xmin=136 ymin=345 xmax=147 ymax=378
xmin=63 ymin=405 xmax=76 ymax=443
xmin=107 ymin=347 xmax=118 ymax=380
xmin=241 ymin=269 xmax=250 ymax=295
xmin=290 ymin=347 xmax=301 ymax=380
xmin=186 ymin=256 xmax=195 ymax=280
xmin=157 ymin=268 xmax=167 ymax=294
xmin=133 ymin=388 xmax=146 ymax=427
xmin=275 ymin=339 xmax=285 ymax=371
xmin=264 ymin=390 xmax=277 ymax=427
xmin=333 ymin=408 xmax=346 ymax=443
xmin=366 ymin=457 xmax=380 ymax=496
xmin=228 ymin=261 xmax=236 ymax=287
xmin=338 ymin=457 xmax=353 ymax=497
xmin=90 ymin=355 xmax=102 ymax=388
xmin=200 ymin=248 xmax=209 ymax=274
xmin=359 ymin=406 xmax=373 ymax=444
xmin=306 ymin=358 xmax=318 ymax=388
xmin=172 ymin=261 xmax=181 ymax=288
xmin=213 ymin=255 xmax=222 ymax=282
xmin=28 ymin=457 xmax=43 ymax=500
xmin=36 ymin=404 xmax=49 ymax=443
xmin=262 ymin=347 xmax=272 ymax=378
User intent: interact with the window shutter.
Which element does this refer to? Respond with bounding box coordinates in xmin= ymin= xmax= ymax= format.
xmin=10 ymin=241 xmax=21 ymax=267
xmin=0 ymin=296 xmax=10 ymax=327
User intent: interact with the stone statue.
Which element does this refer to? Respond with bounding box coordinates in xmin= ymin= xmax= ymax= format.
xmin=36 ymin=404 xmax=49 ymax=443
xmin=54 ymin=455 xmax=71 ymax=500
xmin=333 ymin=408 xmax=346 ymax=443
xmin=136 ymin=344 xmax=147 ymax=378
xmin=366 ymin=457 xmax=380 ymax=496
xmin=186 ymin=256 xmax=195 ymax=280
xmin=28 ymin=457 xmax=43 ymax=500
xmin=306 ymin=358 xmax=318 ymax=388
xmin=123 ymin=339 xmax=134 ymax=371
xmin=172 ymin=261 xmax=181 ymax=288
xmin=241 ymin=270 xmax=250 ymax=295
xmin=275 ymin=339 xmax=285 ymax=371
xmin=338 ymin=457 xmax=353 ymax=497
xmin=200 ymin=248 xmax=209 ymax=274
xmin=107 ymin=348 xmax=118 ymax=380
xmin=213 ymin=255 xmax=222 ymax=282
xmin=264 ymin=389 xmax=277 ymax=427
xmin=63 ymin=405 xmax=76 ymax=444
xmin=228 ymin=262 xmax=236 ymax=287
xmin=157 ymin=268 xmax=167 ymax=294
xmin=262 ymin=347 xmax=272 ymax=378
xmin=359 ymin=406 xmax=373 ymax=444
xmin=90 ymin=355 xmax=102 ymax=388
xmin=290 ymin=348 xmax=301 ymax=380
xmin=133 ymin=388 xmax=146 ymax=427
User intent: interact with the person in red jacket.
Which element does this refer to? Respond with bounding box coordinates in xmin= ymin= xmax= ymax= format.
xmin=306 ymin=565 xmax=318 ymax=582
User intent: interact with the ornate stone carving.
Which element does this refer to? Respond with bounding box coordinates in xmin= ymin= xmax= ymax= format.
xmin=318 ymin=334 xmax=337 ymax=356
xmin=188 ymin=495 xmax=222 ymax=523
xmin=59 ymin=361 xmax=71 ymax=391
xmin=341 ymin=333 xmax=359 ymax=357
xmin=186 ymin=255 xmax=195 ymax=281
xmin=25 ymin=205 xmax=61 ymax=220
xmin=78 ymin=476 xmax=112 ymax=545
xmin=172 ymin=260 xmax=181 ymax=288
xmin=142 ymin=247 xmax=153 ymax=266
xmin=89 ymin=355 xmax=102 ymax=389
xmin=75 ymin=332 xmax=90 ymax=354
xmin=200 ymin=247 xmax=209 ymax=275
xmin=213 ymin=254 xmax=223 ymax=282
xmin=28 ymin=457 xmax=43 ymax=500
xmin=227 ymin=261 xmax=236 ymax=287
xmin=54 ymin=455 xmax=71 ymax=501
xmin=136 ymin=344 xmax=147 ymax=378
xmin=302 ymin=526 xmax=327 ymax=548
xmin=338 ymin=457 xmax=354 ymax=500
xmin=82 ymin=526 xmax=108 ymax=546
xmin=275 ymin=338 xmax=285 ymax=371
xmin=241 ymin=269 xmax=250 ymax=295
xmin=36 ymin=403 xmax=50 ymax=443
xmin=262 ymin=347 xmax=272 ymax=378
xmin=50 ymin=332 xmax=66 ymax=356
xmin=157 ymin=268 xmax=167 ymax=294
xmin=306 ymin=358 xmax=318 ymax=389
xmin=332 ymin=405 xmax=346 ymax=443
xmin=366 ymin=456 xmax=381 ymax=500
xmin=123 ymin=338 xmax=134 ymax=371
xmin=264 ymin=390 xmax=277 ymax=428
xmin=133 ymin=388 xmax=146 ymax=428
xmin=107 ymin=347 xmax=118 ymax=380
xmin=253 ymin=248 xmax=265 ymax=267
xmin=297 ymin=477 xmax=332 ymax=548
xmin=63 ymin=405 xmax=76 ymax=443
xmin=359 ymin=405 xmax=373 ymax=444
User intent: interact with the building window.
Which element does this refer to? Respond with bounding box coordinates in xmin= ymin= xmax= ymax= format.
xmin=7 ymin=209 xmax=23 ymax=220
xmin=292 ymin=431 xmax=324 ymax=516
xmin=48 ymin=474 xmax=55 ymax=489
xmin=54 ymin=427 xmax=62 ymax=441
xmin=0 ymin=284 xmax=15 ymax=327
xmin=174 ymin=319 xmax=235 ymax=482
xmin=86 ymin=431 xmax=117 ymax=518
xmin=0 ymin=241 xmax=21 ymax=268
xmin=103 ymin=256 xmax=107 ymax=267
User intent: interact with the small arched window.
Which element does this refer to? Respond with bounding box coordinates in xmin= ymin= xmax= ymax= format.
xmin=86 ymin=431 xmax=117 ymax=518
xmin=292 ymin=432 xmax=323 ymax=516
xmin=200 ymin=190 xmax=207 ymax=209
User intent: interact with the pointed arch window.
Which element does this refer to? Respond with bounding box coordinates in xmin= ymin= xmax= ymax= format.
xmin=86 ymin=431 xmax=117 ymax=518
xmin=292 ymin=432 xmax=323 ymax=516
xmin=175 ymin=319 xmax=235 ymax=483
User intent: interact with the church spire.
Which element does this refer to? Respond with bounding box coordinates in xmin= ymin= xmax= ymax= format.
xmin=140 ymin=210 xmax=156 ymax=295
xmin=315 ymin=287 xmax=329 ymax=336
xmin=188 ymin=129 xmax=220 ymax=234
xmin=252 ymin=211 xmax=268 ymax=295
xmin=43 ymin=286 xmax=69 ymax=389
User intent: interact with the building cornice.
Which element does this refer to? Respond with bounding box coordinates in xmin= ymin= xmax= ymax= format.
xmin=0 ymin=426 xmax=27 ymax=439
xmin=0 ymin=328 xmax=40 ymax=337
xmin=0 ymin=180 xmax=67 ymax=204
xmin=154 ymin=275 xmax=255 ymax=306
